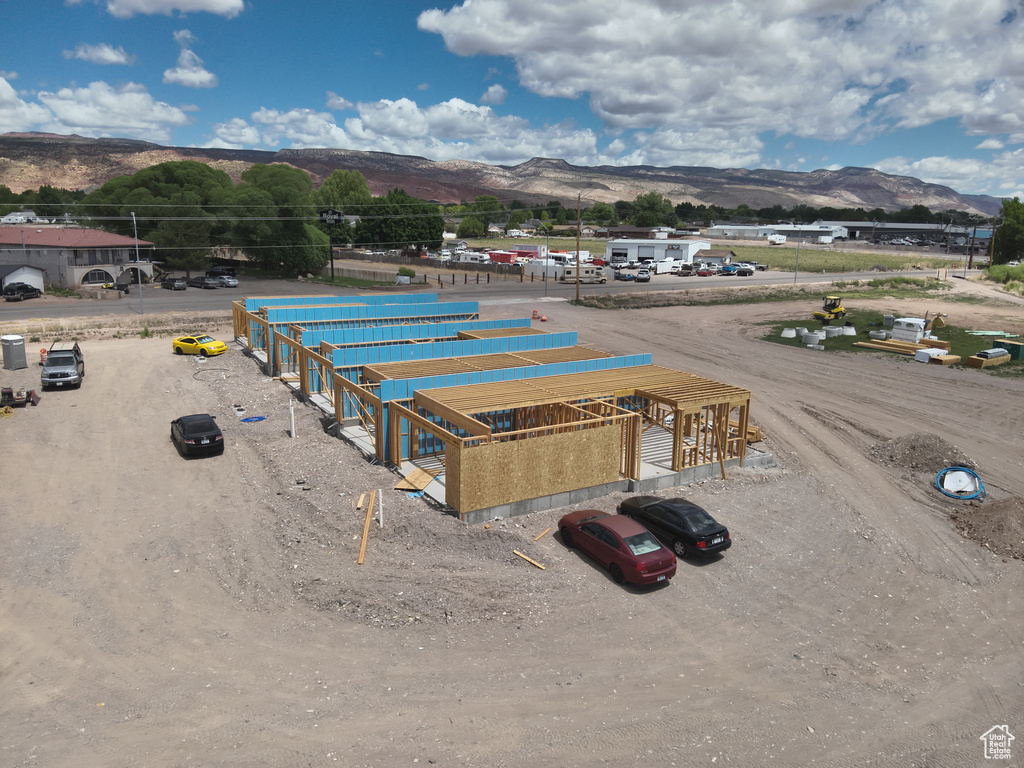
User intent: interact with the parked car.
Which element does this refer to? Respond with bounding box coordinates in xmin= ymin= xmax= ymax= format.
xmin=206 ymin=266 xmax=237 ymax=278
xmin=188 ymin=276 xmax=220 ymax=289
xmin=172 ymin=334 xmax=228 ymax=357
xmin=635 ymin=268 xmax=651 ymax=283
xmin=614 ymin=270 xmax=636 ymax=281
xmin=3 ymin=282 xmax=42 ymax=301
xmin=40 ymin=341 xmax=84 ymax=390
xmin=720 ymin=264 xmax=739 ymax=276
xmin=559 ymin=510 xmax=676 ymax=586
xmin=734 ymin=265 xmax=755 ymax=276
xmin=160 ymin=276 xmax=187 ymax=291
xmin=171 ymin=414 xmax=224 ymax=456
xmin=696 ymin=266 xmax=716 ymax=277
xmin=617 ymin=496 xmax=731 ymax=558
xmin=215 ymin=275 xmax=239 ymax=287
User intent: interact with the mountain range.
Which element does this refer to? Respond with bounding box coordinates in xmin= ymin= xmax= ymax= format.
xmin=0 ymin=132 xmax=1002 ymax=216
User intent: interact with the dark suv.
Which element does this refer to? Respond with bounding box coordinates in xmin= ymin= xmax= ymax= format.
xmin=3 ymin=282 xmax=43 ymax=301
xmin=206 ymin=266 xmax=237 ymax=278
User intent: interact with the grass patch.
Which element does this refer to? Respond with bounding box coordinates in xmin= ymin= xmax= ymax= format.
xmin=760 ymin=311 xmax=1024 ymax=375
xmin=305 ymin=275 xmax=398 ymax=289
xmin=46 ymin=285 xmax=82 ymax=298
xmin=724 ymin=245 xmax=952 ymax=273
xmin=575 ymin=277 xmax=952 ymax=310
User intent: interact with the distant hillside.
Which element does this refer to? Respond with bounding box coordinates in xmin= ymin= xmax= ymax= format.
xmin=0 ymin=132 xmax=1002 ymax=215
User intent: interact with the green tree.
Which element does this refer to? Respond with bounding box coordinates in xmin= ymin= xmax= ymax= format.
xmin=586 ymin=201 xmax=616 ymax=226
xmin=994 ymin=198 xmax=1024 ymax=264
xmin=353 ymin=189 xmax=444 ymax=251
xmin=891 ymin=204 xmax=935 ymax=224
xmin=456 ymin=216 xmax=486 ymax=239
xmin=629 ymin=192 xmax=676 ymax=228
xmin=153 ymin=191 xmax=215 ymax=274
xmin=235 ymin=163 xmax=321 ymax=275
xmin=310 ymin=169 xmax=372 ymax=244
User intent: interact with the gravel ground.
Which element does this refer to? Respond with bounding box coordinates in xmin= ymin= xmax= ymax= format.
xmin=1 ymin=277 xmax=1022 ymax=767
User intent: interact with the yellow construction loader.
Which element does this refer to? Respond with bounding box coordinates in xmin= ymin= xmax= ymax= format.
xmin=813 ymin=296 xmax=847 ymax=323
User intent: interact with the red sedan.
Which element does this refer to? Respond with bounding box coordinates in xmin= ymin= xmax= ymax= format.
xmin=696 ymin=267 xmax=716 ymax=276
xmin=559 ymin=510 xmax=676 ymax=586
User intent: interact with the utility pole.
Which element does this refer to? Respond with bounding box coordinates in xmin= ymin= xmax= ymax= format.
xmin=131 ymin=211 xmax=143 ymax=316
xmin=575 ymin=192 xmax=582 ymax=303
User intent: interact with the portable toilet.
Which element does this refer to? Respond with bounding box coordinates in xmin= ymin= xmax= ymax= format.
xmin=1 ymin=334 xmax=27 ymax=370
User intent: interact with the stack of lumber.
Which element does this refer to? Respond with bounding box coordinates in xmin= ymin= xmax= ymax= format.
xmin=852 ymin=338 xmax=951 ymax=356
xmin=966 ymin=354 xmax=1011 ymax=369
xmin=927 ymin=354 xmax=962 ymax=366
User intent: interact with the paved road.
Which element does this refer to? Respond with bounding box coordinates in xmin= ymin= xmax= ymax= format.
xmin=0 ymin=267 xmax=984 ymax=323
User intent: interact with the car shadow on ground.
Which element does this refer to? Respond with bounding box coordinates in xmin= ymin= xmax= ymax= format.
xmin=677 ymin=552 xmax=727 ymax=568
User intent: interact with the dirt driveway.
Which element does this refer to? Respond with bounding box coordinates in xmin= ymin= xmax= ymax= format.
xmin=1 ymin=278 xmax=1022 ymax=767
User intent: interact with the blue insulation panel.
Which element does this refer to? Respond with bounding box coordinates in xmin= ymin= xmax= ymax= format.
xmin=244 ymin=293 xmax=437 ymax=312
xmin=332 ymin=330 xmax=577 ymax=367
xmin=307 ymin=318 xmax=530 ymax=350
xmin=264 ymin=301 xmax=478 ymax=325
xmin=378 ymin=354 xmax=652 ymax=457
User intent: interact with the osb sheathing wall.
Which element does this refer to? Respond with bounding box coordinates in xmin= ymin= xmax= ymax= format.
xmin=447 ymin=423 xmax=621 ymax=514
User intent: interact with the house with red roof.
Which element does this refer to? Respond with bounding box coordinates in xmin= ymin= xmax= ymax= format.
xmin=0 ymin=225 xmax=155 ymax=289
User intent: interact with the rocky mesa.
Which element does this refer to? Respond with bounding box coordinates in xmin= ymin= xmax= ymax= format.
xmin=0 ymin=132 xmax=1001 ymax=214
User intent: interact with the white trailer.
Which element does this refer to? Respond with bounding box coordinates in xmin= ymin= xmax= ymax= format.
xmin=560 ymin=265 xmax=609 ymax=284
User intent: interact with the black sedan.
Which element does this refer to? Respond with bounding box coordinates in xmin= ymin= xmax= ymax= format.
xmin=617 ymin=496 xmax=731 ymax=558
xmin=3 ymin=282 xmax=43 ymax=301
xmin=171 ymin=414 xmax=224 ymax=456
xmin=187 ymin=275 xmax=220 ymax=289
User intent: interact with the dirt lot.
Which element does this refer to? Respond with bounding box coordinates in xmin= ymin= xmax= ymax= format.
xmin=1 ymin=278 xmax=1022 ymax=767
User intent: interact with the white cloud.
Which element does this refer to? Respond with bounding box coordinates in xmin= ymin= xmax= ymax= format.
xmin=325 ymin=92 xmax=353 ymax=111
xmin=97 ymin=0 xmax=243 ymax=19
xmin=977 ymin=138 xmax=1005 ymax=150
xmin=873 ymin=151 xmax=1024 ymax=197
xmin=251 ymin=107 xmax=348 ymax=149
xmin=0 ymin=78 xmax=53 ymax=133
xmin=35 ymin=80 xmax=191 ymax=143
xmin=480 ymin=84 xmax=507 ymax=105
xmin=63 ymin=43 xmax=135 ymax=66
xmin=418 ymin=0 xmax=1024 ymax=172
xmin=0 ymin=70 xmax=17 ymax=79
xmin=204 ymin=117 xmax=260 ymax=149
xmin=163 ymin=29 xmax=217 ymax=88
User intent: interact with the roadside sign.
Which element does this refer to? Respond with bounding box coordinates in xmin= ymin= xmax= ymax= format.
xmin=319 ymin=208 xmax=343 ymax=225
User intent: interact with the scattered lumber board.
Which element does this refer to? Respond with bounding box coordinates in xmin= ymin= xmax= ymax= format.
xmin=513 ymin=550 xmax=546 ymax=569
xmin=853 ymin=338 xmax=950 ymax=356
xmin=357 ymin=490 xmax=376 ymax=565
xmin=927 ymin=355 xmax=962 ymax=366
xmin=394 ymin=467 xmax=439 ymax=490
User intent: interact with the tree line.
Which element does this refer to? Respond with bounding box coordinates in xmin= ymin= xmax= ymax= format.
xmin=2 ymin=164 xmax=1017 ymax=271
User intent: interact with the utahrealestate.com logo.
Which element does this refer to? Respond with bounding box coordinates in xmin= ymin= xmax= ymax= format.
xmin=980 ymin=725 xmax=1014 ymax=760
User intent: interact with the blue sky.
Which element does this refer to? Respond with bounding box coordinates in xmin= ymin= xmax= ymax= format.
xmin=2 ymin=0 xmax=1024 ymax=200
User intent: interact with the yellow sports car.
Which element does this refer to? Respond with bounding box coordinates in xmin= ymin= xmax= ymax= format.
xmin=172 ymin=334 xmax=228 ymax=357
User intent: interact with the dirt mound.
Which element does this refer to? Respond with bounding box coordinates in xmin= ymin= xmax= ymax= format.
xmin=951 ymin=497 xmax=1024 ymax=560
xmin=868 ymin=432 xmax=976 ymax=474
